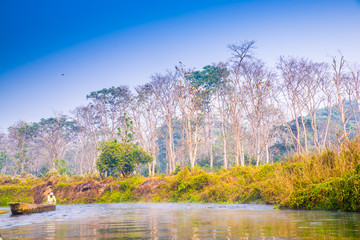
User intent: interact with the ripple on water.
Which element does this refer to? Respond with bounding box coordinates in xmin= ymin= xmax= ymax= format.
xmin=1 ymin=203 xmax=360 ymax=239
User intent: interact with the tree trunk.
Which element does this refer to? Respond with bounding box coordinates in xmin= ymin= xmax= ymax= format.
xmin=208 ymin=116 xmax=214 ymax=170
xmin=221 ymin=121 xmax=228 ymax=169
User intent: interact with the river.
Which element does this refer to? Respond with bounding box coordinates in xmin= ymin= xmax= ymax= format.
xmin=0 ymin=203 xmax=360 ymax=239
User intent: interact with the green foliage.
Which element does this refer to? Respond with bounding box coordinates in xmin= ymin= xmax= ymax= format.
xmin=8 ymin=122 xmax=38 ymax=173
xmin=0 ymin=151 xmax=7 ymax=172
xmin=189 ymin=65 xmax=229 ymax=112
xmin=38 ymin=116 xmax=79 ymax=138
xmin=0 ymin=186 xmax=33 ymax=206
xmin=96 ymin=176 xmax=143 ymax=203
xmin=54 ymin=158 xmax=68 ymax=175
xmin=38 ymin=164 xmax=51 ymax=177
xmin=97 ymin=140 xmax=152 ymax=177
xmin=117 ymin=112 xmax=134 ymax=143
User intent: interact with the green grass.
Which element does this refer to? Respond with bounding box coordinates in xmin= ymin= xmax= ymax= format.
xmin=1 ymin=139 xmax=360 ymax=211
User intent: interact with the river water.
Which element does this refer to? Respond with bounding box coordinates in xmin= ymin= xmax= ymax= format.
xmin=0 ymin=203 xmax=360 ymax=239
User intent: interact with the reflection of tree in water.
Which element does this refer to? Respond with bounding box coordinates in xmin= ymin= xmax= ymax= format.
xmin=2 ymin=204 xmax=360 ymax=239
xmin=149 ymin=212 xmax=158 ymax=240
xmin=45 ymin=221 xmax=55 ymax=240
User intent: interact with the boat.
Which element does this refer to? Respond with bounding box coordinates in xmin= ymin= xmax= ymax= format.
xmin=8 ymin=202 xmax=56 ymax=215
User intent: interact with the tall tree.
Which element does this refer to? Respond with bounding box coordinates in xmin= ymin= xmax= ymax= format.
xmin=0 ymin=131 xmax=8 ymax=173
xmin=190 ymin=65 xmax=227 ymax=169
xmin=227 ymin=40 xmax=256 ymax=166
xmin=150 ymin=72 xmax=179 ymax=173
xmin=212 ymin=63 xmax=231 ymax=169
xmin=87 ymin=86 xmax=133 ymax=141
xmin=36 ymin=116 xmax=78 ymax=170
xmin=72 ymin=106 xmax=99 ymax=174
xmin=277 ymin=57 xmax=307 ymax=154
xmin=8 ymin=121 xmax=38 ymax=173
xmin=242 ymin=60 xmax=275 ymax=166
xmin=176 ymin=63 xmax=207 ymax=168
xmin=300 ymin=59 xmax=328 ymax=153
xmin=134 ymin=83 xmax=160 ymax=176
xmin=331 ymin=55 xmax=350 ymax=142
xmin=346 ymin=64 xmax=360 ymax=134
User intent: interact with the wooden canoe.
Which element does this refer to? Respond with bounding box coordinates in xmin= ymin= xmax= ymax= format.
xmin=9 ymin=202 xmax=56 ymax=215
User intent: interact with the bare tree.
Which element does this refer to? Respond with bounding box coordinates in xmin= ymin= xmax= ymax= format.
xmin=150 ymin=72 xmax=178 ymax=174
xmin=346 ymin=64 xmax=360 ymax=134
xmin=8 ymin=121 xmax=38 ymax=173
xmin=295 ymin=59 xmax=328 ymax=153
xmin=72 ymin=106 xmax=100 ymax=174
xmin=227 ymin=40 xmax=255 ymax=166
xmin=242 ymin=60 xmax=275 ymax=166
xmin=332 ymin=55 xmax=350 ymax=142
xmin=176 ymin=63 xmax=206 ymax=168
xmin=36 ymin=115 xmax=78 ymax=170
xmin=211 ymin=63 xmax=231 ymax=169
xmin=134 ymin=83 xmax=161 ymax=176
xmin=277 ymin=57 xmax=308 ymax=154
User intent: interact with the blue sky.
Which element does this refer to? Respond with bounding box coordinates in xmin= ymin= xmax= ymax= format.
xmin=1 ymin=0 xmax=360 ymax=131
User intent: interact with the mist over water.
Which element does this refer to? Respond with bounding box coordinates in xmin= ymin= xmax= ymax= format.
xmin=1 ymin=203 xmax=360 ymax=239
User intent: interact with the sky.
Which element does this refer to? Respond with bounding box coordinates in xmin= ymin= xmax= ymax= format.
xmin=1 ymin=0 xmax=360 ymax=131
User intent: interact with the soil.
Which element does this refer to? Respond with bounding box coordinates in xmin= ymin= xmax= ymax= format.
xmin=30 ymin=177 xmax=167 ymax=204
xmin=55 ymin=180 xmax=108 ymax=204
xmin=33 ymin=177 xmax=57 ymax=204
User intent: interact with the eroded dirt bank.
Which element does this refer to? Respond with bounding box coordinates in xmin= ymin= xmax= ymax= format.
xmin=31 ymin=176 xmax=169 ymax=204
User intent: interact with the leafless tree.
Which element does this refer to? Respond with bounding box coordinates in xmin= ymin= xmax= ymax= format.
xmin=346 ymin=64 xmax=360 ymax=134
xmin=227 ymin=40 xmax=255 ymax=166
xmin=150 ymin=72 xmax=178 ymax=173
xmin=332 ymin=55 xmax=350 ymax=142
xmin=296 ymin=59 xmax=328 ymax=153
xmin=211 ymin=62 xmax=231 ymax=169
xmin=242 ymin=60 xmax=275 ymax=166
xmin=134 ymin=83 xmax=161 ymax=176
xmin=176 ymin=63 xmax=206 ymax=168
xmin=72 ymin=106 xmax=100 ymax=174
xmin=277 ymin=57 xmax=308 ymax=154
xmin=36 ymin=115 xmax=78 ymax=170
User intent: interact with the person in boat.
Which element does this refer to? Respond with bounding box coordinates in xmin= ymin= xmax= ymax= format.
xmin=46 ymin=192 xmax=57 ymax=204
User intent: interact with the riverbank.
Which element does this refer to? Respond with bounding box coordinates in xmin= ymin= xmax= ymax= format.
xmin=1 ymin=140 xmax=360 ymax=211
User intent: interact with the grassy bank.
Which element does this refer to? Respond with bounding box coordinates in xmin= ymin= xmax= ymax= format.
xmin=1 ymin=140 xmax=360 ymax=211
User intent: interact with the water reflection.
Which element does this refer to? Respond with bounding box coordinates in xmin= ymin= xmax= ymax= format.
xmin=0 ymin=203 xmax=360 ymax=239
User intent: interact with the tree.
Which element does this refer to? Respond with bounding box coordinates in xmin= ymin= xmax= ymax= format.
xmin=72 ymin=105 xmax=100 ymax=174
xmin=207 ymin=63 xmax=231 ymax=169
xmin=8 ymin=121 xmax=38 ymax=173
xmin=346 ymin=64 xmax=360 ymax=135
xmin=97 ymin=115 xmax=152 ymax=177
xmin=0 ymin=151 xmax=8 ymax=173
xmin=176 ymin=63 xmax=207 ymax=168
xmin=87 ymin=86 xmax=133 ymax=141
xmin=134 ymin=83 xmax=161 ymax=176
xmin=227 ymin=40 xmax=256 ymax=166
xmin=97 ymin=140 xmax=152 ymax=177
xmin=54 ymin=158 xmax=68 ymax=175
xmin=36 ymin=116 xmax=78 ymax=170
xmin=241 ymin=60 xmax=275 ymax=166
xmin=277 ymin=57 xmax=308 ymax=154
xmin=331 ymin=55 xmax=350 ymax=142
xmin=190 ymin=65 xmax=228 ymax=169
xmin=150 ymin=72 xmax=178 ymax=173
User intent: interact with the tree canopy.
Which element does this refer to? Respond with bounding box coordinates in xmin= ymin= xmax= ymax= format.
xmin=96 ymin=140 xmax=152 ymax=177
